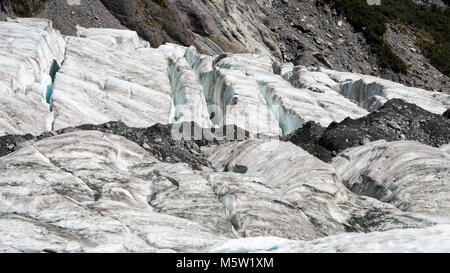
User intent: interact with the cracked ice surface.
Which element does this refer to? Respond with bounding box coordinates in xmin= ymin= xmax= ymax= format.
xmin=0 ymin=18 xmax=66 ymax=136
xmin=333 ymin=140 xmax=450 ymax=222
xmin=292 ymin=66 xmax=450 ymax=114
xmin=76 ymin=26 xmax=151 ymax=52
xmin=0 ymin=132 xmax=434 ymax=252
xmin=1 ymin=20 xmax=448 ymax=138
xmin=204 ymin=140 xmax=432 ymax=236
xmin=185 ymin=48 xmax=368 ymax=136
xmin=51 ymin=31 xmax=175 ymax=130
xmin=1 ymin=20 xmax=450 ymax=253
xmin=212 ymin=53 xmax=369 ymax=134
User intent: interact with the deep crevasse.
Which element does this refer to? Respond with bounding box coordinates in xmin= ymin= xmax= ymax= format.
xmin=167 ymin=54 xmax=212 ymax=128
xmin=46 ymin=59 xmax=61 ymax=113
xmin=257 ymin=81 xmax=304 ymax=135
xmin=253 ymin=66 xmax=368 ymax=135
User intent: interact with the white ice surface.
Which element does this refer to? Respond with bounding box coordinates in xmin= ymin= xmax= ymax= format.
xmin=210 ymin=224 xmax=450 ymax=253
xmin=1 ymin=20 xmax=450 ymax=253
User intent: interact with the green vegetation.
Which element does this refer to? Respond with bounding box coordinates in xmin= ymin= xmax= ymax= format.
xmin=325 ymin=0 xmax=450 ymax=76
xmin=11 ymin=0 xmax=47 ymax=17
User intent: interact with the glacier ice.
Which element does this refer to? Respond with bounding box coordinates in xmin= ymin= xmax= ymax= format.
xmin=76 ymin=26 xmax=151 ymax=51
xmin=205 ymin=139 xmax=432 ymax=237
xmin=208 ymin=236 xmax=299 ymax=253
xmin=1 ymin=19 xmax=448 ymax=138
xmin=186 ymin=49 xmax=368 ymax=136
xmin=51 ymin=32 xmax=175 ymax=130
xmin=292 ymin=66 xmax=450 ymax=114
xmin=0 ymin=132 xmax=436 ymax=252
xmin=210 ymin=224 xmax=450 ymax=253
xmin=253 ymin=69 xmax=368 ymax=134
xmin=210 ymin=52 xmax=368 ymax=134
xmin=0 ymin=18 xmax=65 ymax=136
xmin=333 ymin=140 xmax=450 ymax=221
xmin=185 ymin=47 xmax=282 ymax=137
xmin=0 ymin=131 xmax=227 ymax=252
xmin=167 ymin=55 xmax=211 ymax=128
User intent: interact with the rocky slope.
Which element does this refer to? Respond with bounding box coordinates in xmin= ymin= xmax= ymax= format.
xmin=0 ymin=18 xmax=449 ymax=253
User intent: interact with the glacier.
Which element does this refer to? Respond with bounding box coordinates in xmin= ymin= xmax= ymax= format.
xmin=0 ymin=19 xmax=449 ymax=253
xmin=51 ymin=30 xmax=174 ymax=130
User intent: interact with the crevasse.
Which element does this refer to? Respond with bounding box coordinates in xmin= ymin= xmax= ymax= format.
xmin=168 ymin=58 xmax=188 ymax=122
xmin=336 ymin=79 xmax=387 ymax=112
xmin=167 ymin=51 xmax=212 ymax=128
xmin=185 ymin=47 xmax=282 ymax=137
xmin=46 ymin=60 xmax=60 ymax=112
xmin=258 ymin=81 xmax=303 ymax=136
xmin=184 ymin=47 xmax=230 ymax=125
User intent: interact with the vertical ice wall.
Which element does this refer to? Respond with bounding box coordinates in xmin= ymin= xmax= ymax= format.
xmin=46 ymin=60 xmax=61 ymax=112
xmin=257 ymin=81 xmax=304 ymax=135
xmin=167 ymin=55 xmax=212 ymax=128
xmin=331 ymin=72 xmax=450 ymax=114
xmin=185 ymin=47 xmax=282 ymax=137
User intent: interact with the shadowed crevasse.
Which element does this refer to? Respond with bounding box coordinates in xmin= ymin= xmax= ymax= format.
xmin=46 ymin=59 xmax=60 ymax=112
